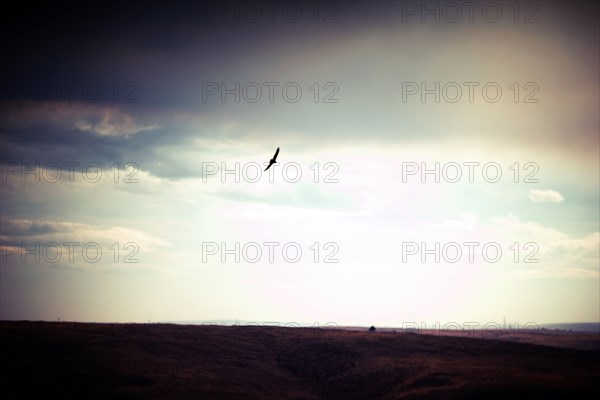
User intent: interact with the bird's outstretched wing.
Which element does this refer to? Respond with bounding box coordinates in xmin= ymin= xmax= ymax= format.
xmin=264 ymin=147 xmax=279 ymax=171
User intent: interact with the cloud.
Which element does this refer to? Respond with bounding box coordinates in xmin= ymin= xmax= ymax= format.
xmin=430 ymin=212 xmax=479 ymax=231
xmin=1 ymin=101 xmax=162 ymax=138
xmin=527 ymin=189 xmax=565 ymax=203
xmin=74 ymin=111 xmax=161 ymax=138
xmin=490 ymin=213 xmax=598 ymax=278
xmin=1 ymin=219 xmax=169 ymax=255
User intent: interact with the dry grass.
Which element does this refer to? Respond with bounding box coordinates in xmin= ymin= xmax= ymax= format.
xmin=1 ymin=321 xmax=599 ymax=399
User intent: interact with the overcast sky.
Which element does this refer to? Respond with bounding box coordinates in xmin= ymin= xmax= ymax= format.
xmin=1 ymin=0 xmax=598 ymax=327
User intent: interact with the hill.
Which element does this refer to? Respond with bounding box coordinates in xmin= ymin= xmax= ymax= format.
xmin=1 ymin=321 xmax=599 ymax=399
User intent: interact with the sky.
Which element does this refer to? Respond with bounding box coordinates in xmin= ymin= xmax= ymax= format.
xmin=0 ymin=0 xmax=598 ymax=327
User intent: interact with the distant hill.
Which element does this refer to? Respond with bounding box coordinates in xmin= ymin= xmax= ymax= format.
xmin=539 ymin=323 xmax=600 ymax=333
xmin=163 ymin=321 xmax=600 ymax=333
xmin=164 ymin=320 xmax=340 ymax=328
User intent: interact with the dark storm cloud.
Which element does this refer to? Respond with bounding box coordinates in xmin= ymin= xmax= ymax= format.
xmin=2 ymin=0 xmax=598 ymax=177
xmin=1 ymin=1 xmax=347 ymax=105
xmin=3 ymin=1 xmax=597 ymax=102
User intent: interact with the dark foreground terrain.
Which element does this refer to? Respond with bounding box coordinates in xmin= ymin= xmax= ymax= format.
xmin=1 ymin=322 xmax=599 ymax=399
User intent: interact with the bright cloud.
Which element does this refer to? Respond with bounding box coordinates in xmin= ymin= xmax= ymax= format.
xmin=528 ymin=189 xmax=565 ymax=203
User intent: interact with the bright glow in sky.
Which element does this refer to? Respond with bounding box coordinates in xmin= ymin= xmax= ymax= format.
xmin=1 ymin=1 xmax=598 ymax=326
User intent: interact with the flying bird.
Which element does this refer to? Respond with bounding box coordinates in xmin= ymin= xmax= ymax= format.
xmin=264 ymin=147 xmax=280 ymax=171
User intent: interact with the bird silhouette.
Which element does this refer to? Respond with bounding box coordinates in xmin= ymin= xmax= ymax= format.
xmin=264 ymin=147 xmax=280 ymax=171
